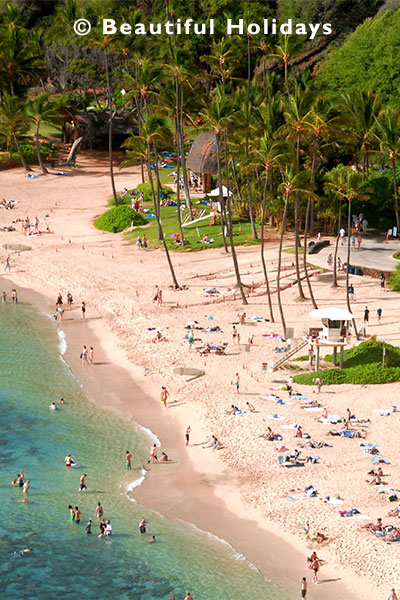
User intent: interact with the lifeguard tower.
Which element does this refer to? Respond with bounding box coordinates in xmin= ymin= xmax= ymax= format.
xmin=306 ymin=308 xmax=353 ymax=370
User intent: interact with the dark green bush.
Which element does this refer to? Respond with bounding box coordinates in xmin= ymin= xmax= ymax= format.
xmin=293 ymin=340 xmax=400 ymax=385
xmin=94 ymin=205 xmax=147 ymax=232
xmin=389 ymin=264 xmax=400 ymax=292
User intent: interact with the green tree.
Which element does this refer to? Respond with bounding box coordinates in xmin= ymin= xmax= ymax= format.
xmin=0 ymin=93 xmax=32 ymax=172
xmin=374 ymin=107 xmax=400 ymax=232
xmin=28 ymin=93 xmax=60 ymax=174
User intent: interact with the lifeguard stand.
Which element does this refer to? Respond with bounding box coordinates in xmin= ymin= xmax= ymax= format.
xmin=305 ymin=308 xmax=353 ymax=371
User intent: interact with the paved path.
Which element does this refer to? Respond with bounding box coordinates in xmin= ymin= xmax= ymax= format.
xmin=307 ymin=231 xmax=399 ymax=273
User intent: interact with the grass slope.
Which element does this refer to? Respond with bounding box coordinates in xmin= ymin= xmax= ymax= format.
xmin=293 ymin=340 xmax=400 ymax=385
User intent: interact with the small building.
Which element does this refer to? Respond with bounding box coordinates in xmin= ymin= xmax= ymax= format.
xmin=306 ymin=308 xmax=354 ymax=370
xmin=186 ymin=131 xmax=218 ymax=193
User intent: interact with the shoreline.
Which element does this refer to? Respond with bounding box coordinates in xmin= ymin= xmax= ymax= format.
xmin=2 ymin=273 xmax=370 ymax=600
xmin=2 ymin=160 xmax=396 ymax=599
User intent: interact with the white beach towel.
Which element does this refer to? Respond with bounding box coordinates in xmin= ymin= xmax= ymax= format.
xmin=267 ymin=415 xmax=286 ymax=421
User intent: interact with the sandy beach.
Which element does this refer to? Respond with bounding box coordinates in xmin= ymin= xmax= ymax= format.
xmin=2 ymin=156 xmax=400 ymax=599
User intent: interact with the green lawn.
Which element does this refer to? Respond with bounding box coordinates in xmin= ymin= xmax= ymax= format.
xmin=28 ymin=122 xmax=62 ymax=139
xmin=124 ymin=202 xmax=259 ymax=252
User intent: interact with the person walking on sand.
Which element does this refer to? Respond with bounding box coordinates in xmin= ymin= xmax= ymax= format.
xmin=364 ymin=306 xmax=369 ymax=328
xmin=234 ymin=373 xmax=240 ymax=394
xmin=313 ymin=377 xmax=323 ymax=394
xmin=377 ymin=307 xmax=382 ymax=323
xmin=88 ymin=346 xmax=94 ymax=365
xmin=1 ymin=291 xmax=6 ymax=303
xmin=381 ymin=274 xmax=386 ymax=293
xmin=81 ymin=346 xmax=88 ymax=365
xmin=149 ymin=444 xmax=158 ymax=463
xmin=125 ymin=450 xmax=132 ymax=469
xmin=158 ymin=289 xmax=163 ymax=306
xmin=81 ymin=301 xmax=86 ymax=319
xmin=301 ymin=577 xmax=307 ymax=598
xmin=160 ymin=386 xmax=169 ymax=408
xmin=4 ymin=255 xmax=10 ymax=272
xmin=311 ymin=557 xmax=320 ymax=584
xmin=388 ymin=590 xmax=398 ymax=600
xmin=232 ymin=325 xmax=238 ymax=343
xmin=185 ymin=426 xmax=191 ymax=447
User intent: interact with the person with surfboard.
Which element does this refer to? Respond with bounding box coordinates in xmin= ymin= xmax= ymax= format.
xmin=64 ymin=453 xmax=75 ymax=467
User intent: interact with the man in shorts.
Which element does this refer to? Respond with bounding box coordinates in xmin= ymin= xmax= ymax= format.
xmin=301 ymin=577 xmax=307 ymax=597
xmin=79 ymin=474 xmax=87 ymax=492
xmin=125 ymin=451 xmax=132 ymax=469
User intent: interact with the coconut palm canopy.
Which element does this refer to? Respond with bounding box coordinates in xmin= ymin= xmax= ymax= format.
xmin=186 ymin=131 xmax=218 ymax=174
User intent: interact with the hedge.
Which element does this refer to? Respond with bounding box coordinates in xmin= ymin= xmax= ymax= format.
xmin=94 ymin=205 xmax=147 ymax=232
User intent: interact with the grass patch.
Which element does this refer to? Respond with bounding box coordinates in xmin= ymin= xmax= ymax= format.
xmin=125 ymin=203 xmax=260 ymax=251
xmin=283 ymin=246 xmax=305 ymax=255
xmin=293 ymin=340 xmax=400 ymax=385
xmin=94 ymin=205 xmax=147 ymax=232
xmin=388 ymin=263 xmax=400 ymax=291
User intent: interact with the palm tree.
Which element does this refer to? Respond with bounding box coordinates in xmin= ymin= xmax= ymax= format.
xmin=0 ymin=93 xmax=32 ymax=172
xmin=28 ymin=93 xmax=60 ymax=174
xmin=0 ymin=20 xmax=40 ymax=94
xmin=338 ymin=90 xmax=383 ymax=178
xmin=122 ymin=116 xmax=180 ymax=288
xmin=337 ymin=168 xmax=371 ymax=338
xmin=324 ymin=165 xmax=348 ymax=288
xmin=199 ymin=94 xmax=248 ymax=304
xmin=276 ymin=166 xmax=314 ymax=335
xmin=251 ymin=136 xmax=287 ymax=322
xmin=374 ymin=107 xmax=400 ymax=232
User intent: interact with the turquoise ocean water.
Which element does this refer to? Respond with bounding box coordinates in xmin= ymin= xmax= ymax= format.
xmin=0 ymin=298 xmax=292 ymax=600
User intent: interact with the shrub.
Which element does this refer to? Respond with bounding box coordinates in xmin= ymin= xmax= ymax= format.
xmin=94 ymin=205 xmax=147 ymax=232
xmin=293 ymin=340 xmax=400 ymax=385
xmin=136 ymin=182 xmax=168 ymax=201
xmin=389 ymin=264 xmax=400 ymax=291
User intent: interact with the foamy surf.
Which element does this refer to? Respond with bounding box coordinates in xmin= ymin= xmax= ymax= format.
xmin=58 ymin=330 xmax=67 ymax=355
xmin=135 ymin=423 xmax=161 ymax=446
xmin=122 ymin=468 xmax=147 ymax=503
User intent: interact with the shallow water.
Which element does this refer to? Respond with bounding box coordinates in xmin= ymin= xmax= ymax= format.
xmin=0 ymin=298 xmax=292 ymax=599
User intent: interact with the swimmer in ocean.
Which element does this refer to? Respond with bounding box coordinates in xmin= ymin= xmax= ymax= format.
xmin=13 ymin=547 xmax=33 ymax=556
xmin=49 ymin=402 xmax=57 ymax=410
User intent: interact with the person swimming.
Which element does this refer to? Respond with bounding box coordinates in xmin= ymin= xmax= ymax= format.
xmin=12 ymin=547 xmax=33 ymax=556
xmin=49 ymin=402 xmax=57 ymax=410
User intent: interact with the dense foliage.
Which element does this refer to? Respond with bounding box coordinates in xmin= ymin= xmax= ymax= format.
xmin=94 ymin=205 xmax=147 ymax=232
xmin=294 ymin=340 xmax=400 ymax=384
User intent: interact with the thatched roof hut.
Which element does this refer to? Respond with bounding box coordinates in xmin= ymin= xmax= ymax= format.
xmin=186 ymin=131 xmax=218 ymax=174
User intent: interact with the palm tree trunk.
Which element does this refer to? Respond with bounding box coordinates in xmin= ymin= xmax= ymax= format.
xmin=302 ymin=197 xmax=318 ymax=309
xmin=391 ymin=158 xmax=400 ymax=232
xmin=147 ymin=144 xmax=179 ymax=288
xmin=12 ymin=130 xmax=32 ymax=172
xmin=346 ymin=200 xmax=358 ymax=337
xmin=175 ymin=121 xmax=185 ymax=243
xmin=261 ymin=173 xmax=274 ymax=322
xmin=179 ymin=86 xmax=193 ymax=219
xmin=294 ymin=195 xmax=305 ymax=299
xmin=35 ymin=123 xmax=48 ymax=174
xmin=246 ymin=36 xmax=257 ymax=240
xmin=333 ymin=199 xmax=342 ymax=287
xmin=214 ymin=132 xmax=228 ymax=253
xmin=277 ymin=192 xmax=289 ymax=336
xmin=105 ymin=49 xmax=118 ymax=206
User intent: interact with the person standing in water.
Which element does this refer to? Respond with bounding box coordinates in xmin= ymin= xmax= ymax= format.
xmin=86 ymin=519 xmax=92 ymax=534
xmin=95 ymin=502 xmax=103 ymax=520
xmin=79 ymin=474 xmax=87 ymax=492
xmin=125 ymin=451 xmax=132 ymax=469
xmin=81 ymin=301 xmax=86 ymax=319
xmin=64 ymin=453 xmax=73 ymax=467
xmin=160 ymin=386 xmax=169 ymax=408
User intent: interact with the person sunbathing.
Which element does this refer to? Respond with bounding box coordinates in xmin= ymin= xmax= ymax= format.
xmin=260 ymin=427 xmax=275 ymax=441
xmin=321 ymin=407 xmax=328 ymax=419
xmin=368 ymin=466 xmax=383 ymax=477
xmin=384 ymin=527 xmax=400 ymax=543
xmin=367 ymin=474 xmax=383 ymax=485
xmin=159 ymin=452 xmax=169 ymax=462
xmin=246 ymin=401 xmax=255 ymax=412
xmin=388 ymin=505 xmax=400 ymax=518
xmin=315 ymin=532 xmax=329 ymax=544
xmin=363 ymin=518 xmax=383 ymax=532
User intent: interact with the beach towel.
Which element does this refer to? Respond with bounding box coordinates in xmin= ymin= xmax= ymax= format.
xmin=273 ymin=434 xmax=283 ymax=441
xmin=267 ymin=415 xmax=286 ymax=421
xmin=323 ymin=497 xmax=344 ymax=505
xmin=371 ymin=459 xmax=390 ymax=464
xmin=288 ymin=493 xmax=310 ymax=501
xmin=372 ymin=409 xmax=391 ymax=415
xmin=361 ymin=443 xmax=379 ymax=448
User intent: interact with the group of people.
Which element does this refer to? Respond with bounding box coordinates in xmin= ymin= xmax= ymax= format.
xmin=80 ymin=345 xmax=94 ymax=365
xmin=1 ymin=288 xmax=18 ymax=303
xmin=55 ymin=291 xmax=85 ymax=321
xmin=136 ymin=234 xmax=148 ymax=249
xmin=11 ymin=470 xmax=30 ymax=501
